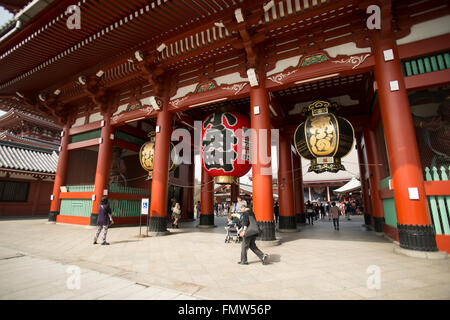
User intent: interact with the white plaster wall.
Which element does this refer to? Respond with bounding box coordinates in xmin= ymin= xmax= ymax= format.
xmin=71 ymin=116 xmax=85 ymax=128
xmin=267 ymin=55 xmax=302 ymax=76
xmin=213 ymin=72 xmax=247 ymax=85
xmin=170 ymin=83 xmax=198 ymax=100
xmin=113 ymin=103 xmax=128 ymax=115
xmin=397 ymin=15 xmax=450 ymax=46
xmin=324 ymin=42 xmax=371 ymax=58
xmin=88 ymin=112 xmax=103 ymax=123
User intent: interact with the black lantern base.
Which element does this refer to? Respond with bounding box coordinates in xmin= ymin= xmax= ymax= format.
xmin=90 ymin=213 xmax=98 ymax=226
xmin=149 ymin=216 xmax=168 ymax=233
xmin=397 ymin=224 xmax=438 ymax=252
xmin=373 ymin=217 xmax=384 ymax=233
xmin=296 ymin=213 xmax=306 ymax=224
xmin=256 ymin=221 xmax=276 ymax=241
xmin=199 ymin=214 xmax=215 ymax=227
xmin=48 ymin=211 xmax=59 ymax=222
xmin=279 ymin=216 xmax=297 ymax=231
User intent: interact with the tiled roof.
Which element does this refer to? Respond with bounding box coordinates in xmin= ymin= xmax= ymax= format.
xmin=0 ymin=130 xmax=59 ymax=150
xmin=0 ymin=140 xmax=58 ymax=174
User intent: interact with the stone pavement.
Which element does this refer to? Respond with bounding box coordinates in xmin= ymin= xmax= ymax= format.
xmin=0 ymin=215 xmax=448 ymax=300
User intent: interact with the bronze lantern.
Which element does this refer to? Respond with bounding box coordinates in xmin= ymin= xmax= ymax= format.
xmin=294 ymin=100 xmax=354 ymax=173
xmin=139 ymin=132 xmax=176 ymax=180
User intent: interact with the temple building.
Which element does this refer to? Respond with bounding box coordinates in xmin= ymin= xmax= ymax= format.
xmin=0 ymin=109 xmax=60 ymax=216
xmin=0 ymin=0 xmax=449 ymax=256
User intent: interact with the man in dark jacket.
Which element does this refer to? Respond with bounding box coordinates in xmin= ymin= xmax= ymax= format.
xmin=237 ymin=205 xmax=268 ymax=265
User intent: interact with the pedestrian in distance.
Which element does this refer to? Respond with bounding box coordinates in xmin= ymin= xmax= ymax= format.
xmin=273 ymin=201 xmax=279 ymax=224
xmin=330 ymin=201 xmax=340 ymax=231
xmin=195 ymin=201 xmax=200 ymax=219
xmin=93 ymin=197 xmax=114 ymax=245
xmin=305 ymin=200 xmax=314 ymax=225
xmin=237 ymin=205 xmax=269 ymax=265
xmin=171 ymin=198 xmax=181 ymax=228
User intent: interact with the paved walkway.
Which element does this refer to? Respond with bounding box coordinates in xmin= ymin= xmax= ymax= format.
xmin=0 ymin=215 xmax=448 ymax=300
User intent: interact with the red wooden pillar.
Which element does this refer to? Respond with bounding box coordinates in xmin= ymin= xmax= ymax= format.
xmin=90 ymin=116 xmax=114 ymax=226
xmin=149 ymin=106 xmax=173 ymax=234
xmin=364 ymin=127 xmax=385 ymax=233
xmin=355 ymin=132 xmax=372 ymax=228
xmin=249 ymin=66 xmax=276 ymax=242
xmin=372 ymin=32 xmax=437 ymax=251
xmin=231 ymin=183 xmax=239 ymax=203
xmin=278 ymin=134 xmax=297 ymax=232
xmin=181 ymin=147 xmax=195 ymax=221
xmin=49 ymin=123 xmax=71 ymax=222
xmin=292 ymin=151 xmax=305 ymax=224
xmin=199 ymin=167 xmax=215 ymax=227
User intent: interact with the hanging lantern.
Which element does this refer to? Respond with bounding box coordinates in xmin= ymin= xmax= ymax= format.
xmin=294 ymin=100 xmax=354 ymax=173
xmin=201 ymin=111 xmax=251 ymax=184
xmin=139 ymin=132 xmax=176 ymax=180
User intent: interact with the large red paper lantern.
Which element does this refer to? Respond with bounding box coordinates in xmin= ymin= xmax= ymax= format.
xmin=201 ymin=112 xmax=251 ymax=184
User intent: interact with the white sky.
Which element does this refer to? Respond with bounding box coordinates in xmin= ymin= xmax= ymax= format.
xmin=0 ymin=7 xmax=13 ymax=25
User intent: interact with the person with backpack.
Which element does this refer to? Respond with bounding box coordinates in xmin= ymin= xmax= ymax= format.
xmin=93 ymin=197 xmax=114 ymax=245
xmin=237 ymin=204 xmax=269 ymax=265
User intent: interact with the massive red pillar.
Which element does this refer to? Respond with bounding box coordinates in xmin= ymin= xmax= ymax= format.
xmin=355 ymin=132 xmax=372 ymax=228
xmin=249 ymin=67 xmax=277 ymax=242
xmin=149 ymin=105 xmax=173 ymax=234
xmin=364 ymin=127 xmax=385 ymax=233
xmin=181 ymin=146 xmax=195 ymax=221
xmin=49 ymin=123 xmax=71 ymax=222
xmin=372 ymin=32 xmax=437 ymax=251
xmin=292 ymin=151 xmax=305 ymax=224
xmin=199 ymin=167 xmax=215 ymax=227
xmin=278 ymin=134 xmax=297 ymax=232
xmin=90 ymin=116 xmax=114 ymax=226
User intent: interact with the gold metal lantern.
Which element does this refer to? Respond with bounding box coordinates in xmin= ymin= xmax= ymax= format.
xmin=294 ymin=100 xmax=354 ymax=173
xmin=139 ymin=132 xmax=176 ymax=180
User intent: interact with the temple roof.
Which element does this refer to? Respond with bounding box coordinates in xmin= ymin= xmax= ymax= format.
xmin=0 ymin=139 xmax=58 ymax=174
xmin=0 ymin=130 xmax=59 ymax=149
xmin=0 ymin=108 xmax=61 ymax=129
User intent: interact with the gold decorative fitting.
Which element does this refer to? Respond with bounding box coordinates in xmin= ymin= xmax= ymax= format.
xmin=214 ymin=176 xmax=238 ymax=185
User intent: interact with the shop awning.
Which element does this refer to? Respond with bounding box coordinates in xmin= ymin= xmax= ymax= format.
xmin=333 ymin=178 xmax=361 ymax=194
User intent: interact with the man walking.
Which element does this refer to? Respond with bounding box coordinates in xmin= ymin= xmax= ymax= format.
xmin=237 ymin=205 xmax=268 ymax=265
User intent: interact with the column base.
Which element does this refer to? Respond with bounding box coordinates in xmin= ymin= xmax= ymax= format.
xmin=256 ymin=239 xmax=281 ymax=247
xmin=364 ymin=213 xmax=372 ymax=226
xmin=397 ymin=224 xmax=438 ymax=252
xmin=149 ymin=216 xmax=168 ymax=234
xmin=90 ymin=213 xmax=98 ymax=226
xmin=199 ymin=214 xmax=215 ymax=227
xmin=393 ymin=242 xmax=447 ymax=259
xmin=278 ymin=216 xmax=297 ymax=232
xmin=296 ymin=213 xmax=306 ymax=224
xmin=47 ymin=211 xmax=59 ymax=223
xmin=373 ymin=217 xmax=384 ymax=233
xmin=257 ymin=221 xmax=277 ymax=241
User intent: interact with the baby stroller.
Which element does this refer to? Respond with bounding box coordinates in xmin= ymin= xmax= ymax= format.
xmin=225 ymin=222 xmax=241 ymax=243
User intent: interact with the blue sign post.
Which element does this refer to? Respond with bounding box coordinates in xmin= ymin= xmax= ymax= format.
xmin=140 ymin=198 xmax=149 ymax=237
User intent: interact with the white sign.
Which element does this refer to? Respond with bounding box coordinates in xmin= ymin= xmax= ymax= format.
xmin=408 ymin=187 xmax=419 ymax=200
xmin=141 ymin=198 xmax=149 ymax=215
xmin=317 ymin=157 xmax=334 ymax=164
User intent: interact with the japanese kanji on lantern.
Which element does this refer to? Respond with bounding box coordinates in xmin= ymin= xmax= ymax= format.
xmin=294 ymin=100 xmax=354 ymax=173
xmin=201 ymin=112 xmax=251 ymax=184
xmin=139 ymin=131 xmax=177 ymax=180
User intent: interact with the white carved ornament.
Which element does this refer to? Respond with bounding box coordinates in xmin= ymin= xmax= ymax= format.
xmin=222 ymin=83 xmax=247 ymax=95
xmin=331 ymin=54 xmax=371 ymax=69
xmin=268 ymin=69 xmax=298 ymax=84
